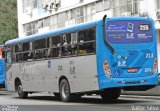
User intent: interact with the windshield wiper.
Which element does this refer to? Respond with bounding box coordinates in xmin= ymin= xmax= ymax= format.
xmin=103 ymin=15 xmax=116 ymax=55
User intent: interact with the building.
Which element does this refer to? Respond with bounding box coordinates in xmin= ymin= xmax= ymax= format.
xmin=17 ymin=0 xmax=147 ymax=37
xmin=17 ymin=0 xmax=160 ymax=71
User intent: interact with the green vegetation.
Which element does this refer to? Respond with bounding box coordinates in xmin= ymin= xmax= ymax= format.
xmin=0 ymin=0 xmax=18 ymax=44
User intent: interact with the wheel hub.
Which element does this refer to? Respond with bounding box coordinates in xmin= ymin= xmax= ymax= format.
xmin=18 ymin=85 xmax=23 ymax=94
xmin=62 ymin=83 xmax=68 ymax=99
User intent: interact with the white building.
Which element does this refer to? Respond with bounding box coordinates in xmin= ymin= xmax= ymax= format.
xmin=17 ymin=0 xmax=146 ymax=37
xmin=17 ymin=0 xmax=160 ymax=71
xmin=17 ymin=0 xmax=160 ymax=37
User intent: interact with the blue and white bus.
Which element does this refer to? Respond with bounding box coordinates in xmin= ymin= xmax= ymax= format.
xmin=4 ymin=16 xmax=158 ymax=102
xmin=0 ymin=45 xmax=5 ymax=88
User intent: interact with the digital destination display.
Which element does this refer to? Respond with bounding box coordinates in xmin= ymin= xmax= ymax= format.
xmin=106 ymin=20 xmax=153 ymax=44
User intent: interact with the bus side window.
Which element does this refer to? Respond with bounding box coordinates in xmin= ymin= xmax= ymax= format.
xmin=15 ymin=45 xmax=19 ymax=53
xmin=23 ymin=42 xmax=30 ymax=61
xmin=78 ymin=28 xmax=95 ymax=55
xmin=14 ymin=45 xmax=19 ymax=62
xmin=52 ymin=36 xmax=61 ymax=58
xmin=12 ymin=46 xmax=17 ymax=63
xmin=62 ymin=34 xmax=71 ymax=56
xmin=22 ymin=42 xmax=34 ymax=61
xmin=86 ymin=29 xmax=96 ymax=53
xmin=78 ymin=31 xmax=86 ymax=54
xmin=47 ymin=38 xmax=53 ymax=58
xmin=27 ymin=42 xmax=34 ymax=61
xmin=61 ymin=32 xmax=78 ymax=57
xmin=18 ymin=44 xmax=23 ymax=62
xmin=6 ymin=51 xmax=11 ymax=64
xmin=34 ymin=39 xmax=46 ymax=60
xmin=70 ymin=32 xmax=78 ymax=56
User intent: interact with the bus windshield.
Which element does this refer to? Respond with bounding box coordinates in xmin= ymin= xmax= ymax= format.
xmin=106 ymin=20 xmax=153 ymax=44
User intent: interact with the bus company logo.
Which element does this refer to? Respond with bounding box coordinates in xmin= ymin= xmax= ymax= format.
xmin=127 ymin=23 xmax=134 ymax=32
xmin=103 ymin=60 xmax=112 ymax=78
xmin=126 ymin=33 xmax=134 ymax=39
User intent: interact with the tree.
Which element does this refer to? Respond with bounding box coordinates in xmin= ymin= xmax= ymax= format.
xmin=0 ymin=0 xmax=18 ymax=44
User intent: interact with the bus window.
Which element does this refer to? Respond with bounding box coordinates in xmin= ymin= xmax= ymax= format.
xmin=5 ymin=49 xmax=12 ymax=72
xmin=62 ymin=34 xmax=71 ymax=57
xmin=22 ymin=42 xmax=34 ymax=61
xmin=12 ymin=46 xmax=17 ymax=63
xmin=47 ymin=38 xmax=53 ymax=58
xmin=15 ymin=45 xmax=19 ymax=53
xmin=18 ymin=44 xmax=23 ymax=62
xmin=52 ymin=36 xmax=62 ymax=58
xmin=34 ymin=39 xmax=47 ymax=60
xmin=34 ymin=39 xmax=46 ymax=50
xmin=23 ymin=42 xmax=30 ymax=51
xmin=78 ymin=28 xmax=95 ymax=55
xmin=27 ymin=42 xmax=34 ymax=61
xmin=70 ymin=32 xmax=78 ymax=56
xmin=13 ymin=45 xmax=19 ymax=62
xmin=6 ymin=51 xmax=11 ymax=64
xmin=23 ymin=42 xmax=30 ymax=61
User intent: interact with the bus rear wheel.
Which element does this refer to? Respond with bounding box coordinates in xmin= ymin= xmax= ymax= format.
xmin=16 ymin=81 xmax=28 ymax=99
xmin=59 ymin=79 xmax=72 ymax=102
xmin=100 ymin=88 xmax=121 ymax=101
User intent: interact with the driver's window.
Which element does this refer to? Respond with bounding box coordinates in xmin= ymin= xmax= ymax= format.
xmin=6 ymin=51 xmax=11 ymax=64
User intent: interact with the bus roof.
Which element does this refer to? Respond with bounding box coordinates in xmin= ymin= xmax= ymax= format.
xmin=4 ymin=17 xmax=153 ymax=46
xmin=106 ymin=16 xmax=153 ymax=22
xmin=5 ymin=20 xmax=98 ymax=46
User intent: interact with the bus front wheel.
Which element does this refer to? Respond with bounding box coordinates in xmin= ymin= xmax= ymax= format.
xmin=16 ymin=81 xmax=28 ymax=99
xmin=100 ymin=88 xmax=121 ymax=101
xmin=59 ymin=79 xmax=72 ymax=102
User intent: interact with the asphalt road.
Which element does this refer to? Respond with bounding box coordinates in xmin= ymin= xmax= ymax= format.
xmin=0 ymin=91 xmax=160 ymax=111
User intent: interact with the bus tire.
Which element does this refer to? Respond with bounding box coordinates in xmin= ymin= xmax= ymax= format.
xmin=16 ymin=81 xmax=28 ymax=99
xmin=59 ymin=79 xmax=72 ymax=102
xmin=100 ymin=88 xmax=121 ymax=101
